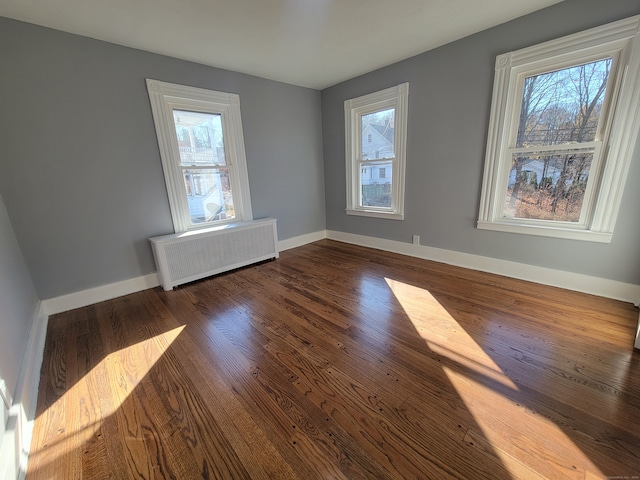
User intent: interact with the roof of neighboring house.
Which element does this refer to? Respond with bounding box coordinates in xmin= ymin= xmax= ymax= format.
xmin=370 ymin=124 xmax=394 ymax=144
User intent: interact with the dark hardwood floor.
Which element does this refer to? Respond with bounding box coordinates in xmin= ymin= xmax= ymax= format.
xmin=27 ymin=240 xmax=640 ymax=479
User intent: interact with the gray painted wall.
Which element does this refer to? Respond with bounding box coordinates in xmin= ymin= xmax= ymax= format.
xmin=0 ymin=18 xmax=325 ymax=299
xmin=322 ymin=0 xmax=640 ymax=284
xmin=0 ymin=193 xmax=39 ymax=402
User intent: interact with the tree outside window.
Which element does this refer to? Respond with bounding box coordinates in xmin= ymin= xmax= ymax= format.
xmin=506 ymin=59 xmax=611 ymax=223
xmin=477 ymin=15 xmax=640 ymax=242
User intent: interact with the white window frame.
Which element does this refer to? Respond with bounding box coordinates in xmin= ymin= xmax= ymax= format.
xmin=146 ymin=79 xmax=253 ymax=232
xmin=478 ymin=15 xmax=640 ymax=243
xmin=345 ymin=83 xmax=409 ymax=220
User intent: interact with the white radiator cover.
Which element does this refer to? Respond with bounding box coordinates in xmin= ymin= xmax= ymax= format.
xmin=149 ymin=218 xmax=278 ymax=291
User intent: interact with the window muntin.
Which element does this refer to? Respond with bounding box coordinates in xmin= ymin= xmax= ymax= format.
xmin=173 ymin=110 xmax=226 ymax=166
xmin=361 ymin=108 xmax=395 ymax=160
xmin=345 ymin=83 xmax=408 ymax=220
xmin=477 ymin=15 xmax=640 ymax=242
xmin=172 ymin=110 xmax=235 ymax=224
xmin=515 ymin=59 xmax=612 ymax=148
xmin=504 ymin=149 xmax=596 ymax=223
xmin=146 ymin=79 xmax=252 ymax=232
xmin=503 ymin=58 xmax=613 ymax=225
xmin=183 ymin=168 xmax=234 ymax=222
xmin=359 ymin=108 xmax=395 ymax=209
xmin=360 ymin=160 xmax=393 ymax=208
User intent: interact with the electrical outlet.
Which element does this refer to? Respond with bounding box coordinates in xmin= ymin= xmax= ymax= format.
xmin=412 ymin=235 xmax=420 ymax=245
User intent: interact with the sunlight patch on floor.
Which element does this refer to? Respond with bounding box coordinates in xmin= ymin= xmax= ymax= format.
xmin=443 ymin=366 xmax=604 ymax=479
xmin=28 ymin=325 xmax=184 ymax=470
xmin=385 ymin=277 xmax=517 ymax=390
xmin=385 ymin=277 xmax=605 ymax=479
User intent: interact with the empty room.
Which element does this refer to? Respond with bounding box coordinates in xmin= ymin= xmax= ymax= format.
xmin=1 ymin=0 xmax=640 ymax=478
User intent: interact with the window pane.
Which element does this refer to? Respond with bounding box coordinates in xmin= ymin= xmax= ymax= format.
xmin=503 ymin=151 xmax=593 ymax=222
xmin=183 ymin=168 xmax=235 ymax=224
xmin=517 ymin=58 xmax=612 ymax=147
xmin=360 ymin=161 xmax=392 ymax=208
xmin=361 ymin=108 xmax=395 ymax=160
xmin=173 ymin=110 xmax=226 ymax=166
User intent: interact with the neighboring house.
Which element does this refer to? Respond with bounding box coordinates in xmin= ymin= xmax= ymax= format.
xmin=507 ymin=157 xmax=589 ymax=190
xmin=185 ymin=173 xmax=225 ymax=223
xmin=361 ymin=164 xmax=391 ymax=185
xmin=508 ymin=159 xmax=562 ymax=188
xmin=176 ymin=120 xmax=228 ymax=223
xmin=361 ymin=123 xmax=394 ymax=185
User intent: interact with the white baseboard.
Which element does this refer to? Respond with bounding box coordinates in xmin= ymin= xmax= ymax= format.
xmin=42 ymin=273 xmax=159 ymax=316
xmin=326 ymin=230 xmax=640 ymax=304
xmin=40 ymin=229 xmax=330 ymax=316
xmin=5 ymin=232 xmax=636 ymax=480
xmin=39 ymin=230 xmax=329 ymax=317
xmin=40 ymin=230 xmax=640 ymax=317
xmin=1 ymin=301 xmax=48 ymax=480
xmin=278 ymin=230 xmax=328 ymax=252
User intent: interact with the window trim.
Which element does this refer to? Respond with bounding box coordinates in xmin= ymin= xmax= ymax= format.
xmin=345 ymin=83 xmax=409 ymax=220
xmin=146 ymin=79 xmax=253 ymax=232
xmin=477 ymin=15 xmax=640 ymax=243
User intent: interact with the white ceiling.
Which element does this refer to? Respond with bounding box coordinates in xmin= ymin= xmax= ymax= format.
xmin=0 ymin=0 xmax=564 ymax=89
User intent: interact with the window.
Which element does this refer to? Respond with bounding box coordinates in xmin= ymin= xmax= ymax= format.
xmin=345 ymin=83 xmax=409 ymax=220
xmin=146 ymin=79 xmax=252 ymax=232
xmin=478 ymin=15 xmax=640 ymax=242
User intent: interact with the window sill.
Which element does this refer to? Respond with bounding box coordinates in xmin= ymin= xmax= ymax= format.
xmin=346 ymin=209 xmax=404 ymax=220
xmin=477 ymin=220 xmax=612 ymax=243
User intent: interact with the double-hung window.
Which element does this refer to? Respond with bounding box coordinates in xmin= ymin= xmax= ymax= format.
xmin=478 ymin=16 xmax=640 ymax=242
xmin=146 ymin=79 xmax=252 ymax=232
xmin=345 ymin=83 xmax=409 ymax=220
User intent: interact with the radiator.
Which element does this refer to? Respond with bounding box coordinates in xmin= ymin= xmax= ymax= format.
xmin=149 ymin=218 xmax=278 ymax=291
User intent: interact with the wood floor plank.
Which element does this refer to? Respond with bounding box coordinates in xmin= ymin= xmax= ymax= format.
xmin=153 ymin=287 xmax=355 ymax=479
xmin=139 ymin=289 xmax=304 ymax=480
xmin=26 ymin=239 xmax=640 ymax=479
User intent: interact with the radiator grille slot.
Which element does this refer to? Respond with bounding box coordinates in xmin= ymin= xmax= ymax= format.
xmin=150 ymin=218 xmax=278 ymax=290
